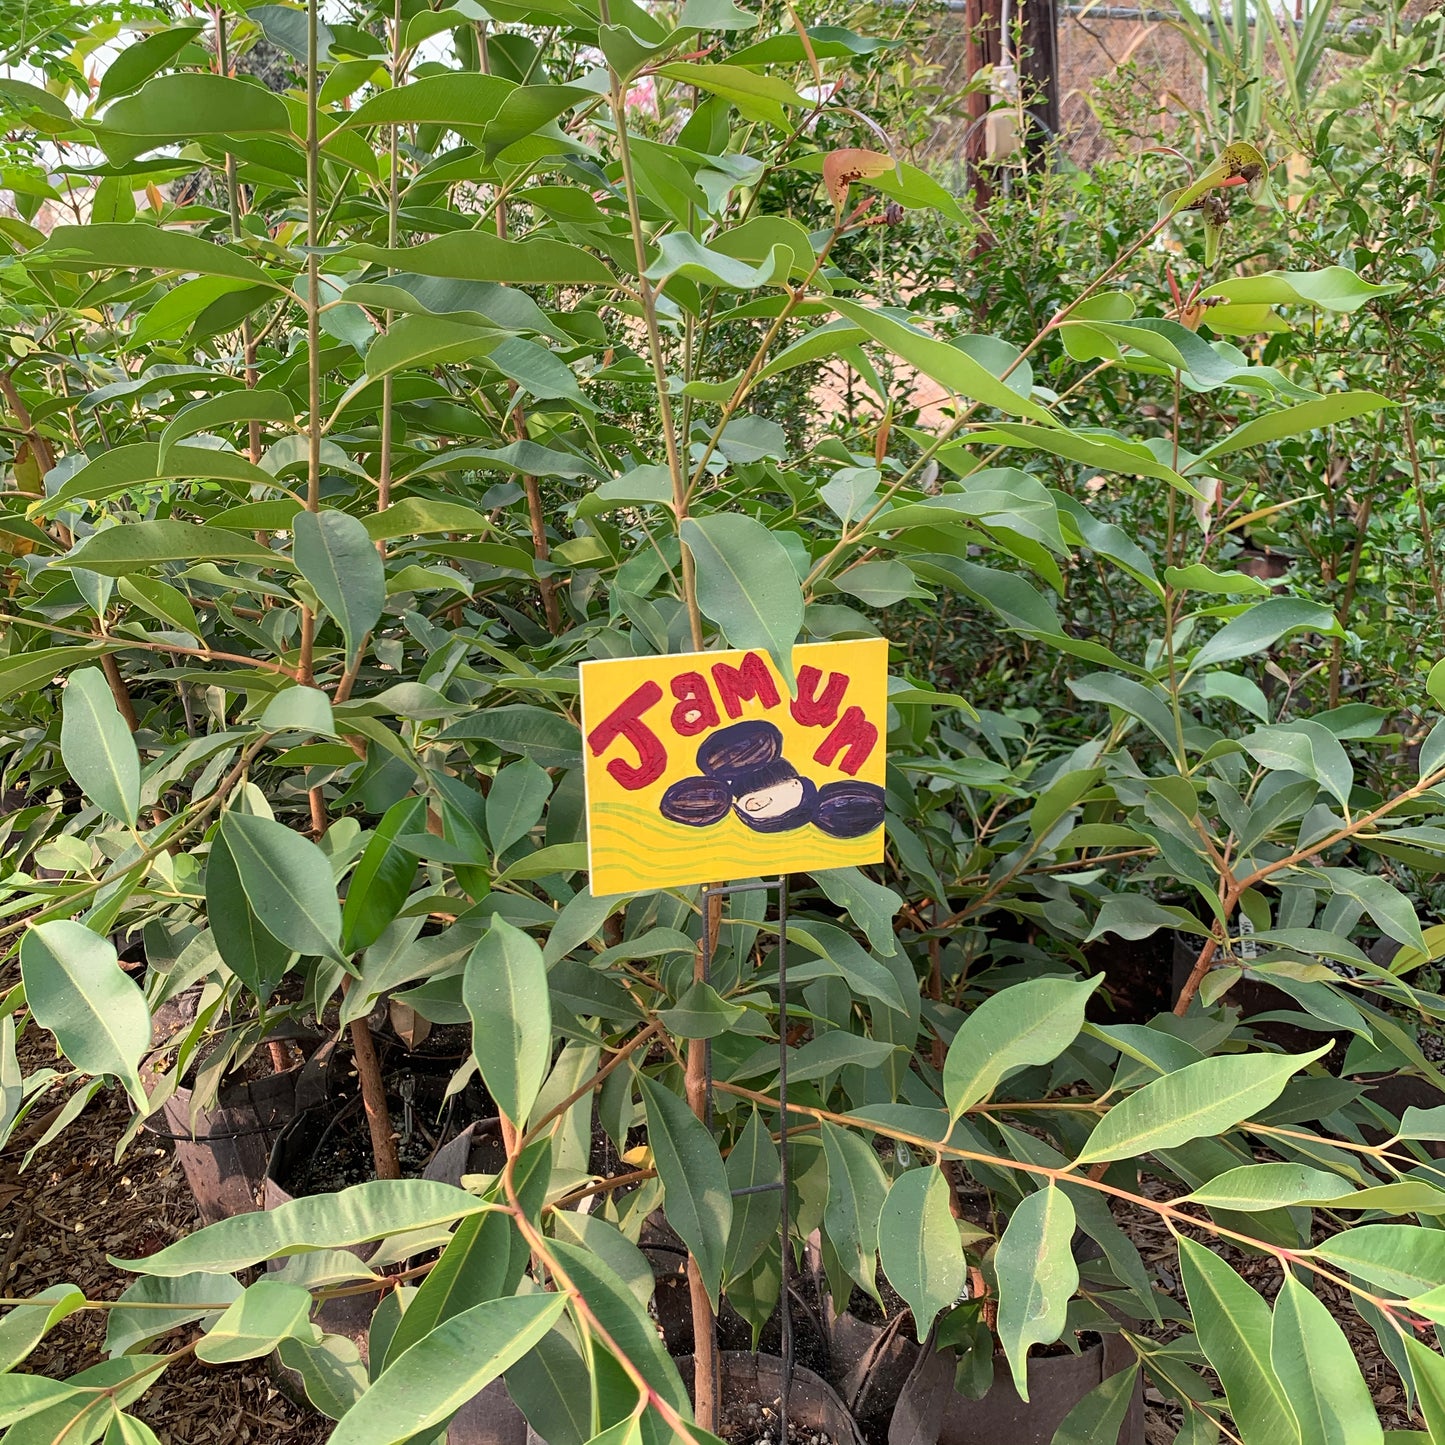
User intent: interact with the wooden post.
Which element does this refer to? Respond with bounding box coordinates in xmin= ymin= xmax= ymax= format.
xmin=1018 ymin=0 xmax=1060 ymax=153
xmin=964 ymin=0 xmax=1002 ymax=206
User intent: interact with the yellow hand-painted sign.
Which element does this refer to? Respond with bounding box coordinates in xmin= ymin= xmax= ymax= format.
xmin=580 ymin=638 xmax=888 ymax=895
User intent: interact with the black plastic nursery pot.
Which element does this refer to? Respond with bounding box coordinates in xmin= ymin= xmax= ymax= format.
xmin=140 ymin=994 xmax=315 ymax=1225
xmin=149 ymin=1066 xmax=302 ymax=1225
xmin=889 ymin=1334 xmax=1144 ymax=1445
xmin=676 ymin=1351 xmax=867 ymax=1445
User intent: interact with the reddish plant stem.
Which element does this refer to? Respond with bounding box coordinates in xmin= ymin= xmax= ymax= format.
xmin=341 ymin=979 xmax=401 ymax=1180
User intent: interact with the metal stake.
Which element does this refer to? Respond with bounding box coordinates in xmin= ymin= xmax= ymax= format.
xmin=706 ymin=876 xmax=795 ymax=1439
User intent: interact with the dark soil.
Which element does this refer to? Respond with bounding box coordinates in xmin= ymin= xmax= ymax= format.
xmin=719 ymin=1396 xmax=838 ymax=1445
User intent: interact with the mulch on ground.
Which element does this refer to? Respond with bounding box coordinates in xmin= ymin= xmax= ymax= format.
xmin=2 ymin=1029 xmax=330 ymax=1445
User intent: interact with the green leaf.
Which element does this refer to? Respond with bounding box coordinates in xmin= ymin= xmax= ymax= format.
xmin=787 ymin=921 xmax=905 ymax=1011
xmin=723 ymin=1109 xmax=783 ymax=1283
xmin=820 ymin=1119 xmax=888 ymax=1300
xmin=437 ymin=705 xmax=580 ymax=769
xmin=1242 ymin=722 xmax=1354 ymax=808
xmin=345 ymin=71 xmax=513 ymax=127
xmin=96 ymin=22 xmax=205 ymax=104
xmin=30 ymin=224 xmax=282 ymax=289
xmin=1189 ymin=598 xmax=1341 ymax=672
xmin=218 ymin=810 xmax=344 ymax=963
xmin=113 ymin=1180 xmax=490 ymax=1275
xmin=157 ymin=390 xmax=294 ymax=471
xmin=206 ymin=828 xmax=291 ymax=1001
xmin=1049 ymin=1365 xmax=1139 ymax=1445
xmin=639 ymin=1074 xmax=733 ymax=1309
xmin=61 ymin=667 xmax=139 ymax=825
xmin=833 ymin=299 xmax=1055 ymax=423
xmin=0 ymin=1284 xmax=87 ymax=1371
xmin=1165 ymin=562 xmax=1273 ymax=597
xmin=195 ymin=1279 xmax=314 ymax=1364
xmin=486 ymin=759 xmax=552 ymax=857
xmin=19 ymin=923 xmax=149 ymax=1110
xmin=995 ymin=1185 xmax=1077 ymax=1400
xmin=278 ymin=1333 xmax=368 ymax=1420
xmin=64 ymin=521 xmax=288 ymax=575
xmin=1313 ymin=1225 xmax=1445 ymax=1297
xmin=680 ymin=515 xmax=803 ymax=691
xmin=812 ymin=868 xmax=901 ymax=957
xmin=103 ymin=1414 xmax=165 ymax=1445
xmin=260 ymin=686 xmax=335 ymax=735
xmin=117 ymin=575 xmax=201 ymax=636
xmin=546 ymin=1239 xmax=690 ymax=1412
xmin=383 ymin=1206 xmax=521 ymax=1367
xmin=1403 ymin=1334 xmax=1445 ymax=1443
xmin=105 ymin=1273 xmax=244 ymax=1356
xmin=1183 ymin=1162 xmax=1353 ymax=1211
xmin=330 ymin=1294 xmax=568 ymax=1445
xmin=1193 ymin=392 xmax=1394 ymax=465
xmin=1315 ymin=868 xmax=1428 ymax=955
xmin=1270 ymin=1273 xmax=1381 ymax=1445
xmin=1178 ymin=1238 xmax=1296 ymax=1445
xmin=1 ymin=1358 xmax=167 ymax=1445
xmin=463 ymin=917 xmax=552 ymax=1129
xmin=1075 ymin=1045 xmax=1329 ymax=1165
xmin=878 ymin=1167 xmax=964 ymax=1341
xmin=293 ymin=510 xmax=385 ymax=667
xmin=342 ymin=797 xmax=425 ymax=953
xmin=1199 ymin=266 xmax=1404 ymax=313
xmin=346 ymin=234 xmax=614 ymax=288
xmin=0 ymin=1377 xmax=83 ymax=1432
xmin=943 ymin=976 xmax=1100 ymax=1122
xmin=99 ymin=73 xmax=291 ymax=140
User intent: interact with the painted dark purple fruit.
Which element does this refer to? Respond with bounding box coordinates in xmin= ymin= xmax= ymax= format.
xmin=814 ymin=781 xmax=885 ymax=838
xmin=696 ymin=719 xmax=782 ymax=783
xmin=660 ymin=775 xmax=731 ymax=826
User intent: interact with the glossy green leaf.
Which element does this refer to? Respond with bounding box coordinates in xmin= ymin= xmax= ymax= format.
xmin=1313 ymin=1225 xmax=1445 ymax=1297
xmin=294 ymin=509 xmax=386 ymax=666
xmin=1 ymin=1357 xmax=167 ymax=1445
xmin=105 ymin=1273 xmax=243 ymax=1357
xmin=1183 ymin=1162 xmax=1353 ymax=1211
xmin=995 ymin=1185 xmax=1077 ymax=1400
xmin=1193 ymin=392 xmax=1394 ymax=464
xmin=206 ymin=828 xmax=291 ymax=1002
xmin=486 ymin=760 xmax=552 ymax=857
xmin=346 ymin=234 xmax=614 ymax=287
xmin=639 ymin=1074 xmax=732 ymax=1309
xmin=1269 ymin=1273 xmax=1381 ymax=1445
xmin=0 ymin=1284 xmax=86 ymax=1371
xmin=1049 ymin=1365 xmax=1139 ymax=1445
xmin=330 ymin=1294 xmax=568 ymax=1445
xmin=102 ymin=1414 xmax=165 ymax=1445
xmin=1242 ymin=721 xmax=1354 ymax=808
xmin=30 ymin=224 xmax=281 ymax=288
xmin=820 ymin=1119 xmax=888 ymax=1299
xmin=681 ymin=515 xmax=803 ymax=691
xmin=833 ymin=299 xmax=1055 ymax=423
xmin=113 ymin=1180 xmax=490 ymax=1275
xmin=723 ymin=1109 xmax=783 ymax=1284
xmin=1179 ymin=1238 xmax=1296 ymax=1445
xmin=879 ymin=1168 xmax=964 ymax=1340
xmin=219 ymin=809 xmax=344 ymax=963
xmin=19 ymin=923 xmax=149 ymax=1109
xmin=342 ymin=796 xmax=425 ymax=953
xmin=463 ymin=916 xmax=552 ymax=1129
xmin=61 ymin=667 xmax=139 ymax=825
xmin=1199 ymin=267 xmax=1404 ymax=313
xmin=64 ymin=521 xmax=288 ymax=575
xmin=943 ymin=975 xmax=1100 ymax=1122
xmin=100 ymin=73 xmax=291 ymax=139
xmin=195 ymin=1279 xmax=314 ymax=1364
xmin=1189 ymin=598 xmax=1341 ymax=672
xmin=1075 ymin=1046 xmax=1328 ymax=1164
